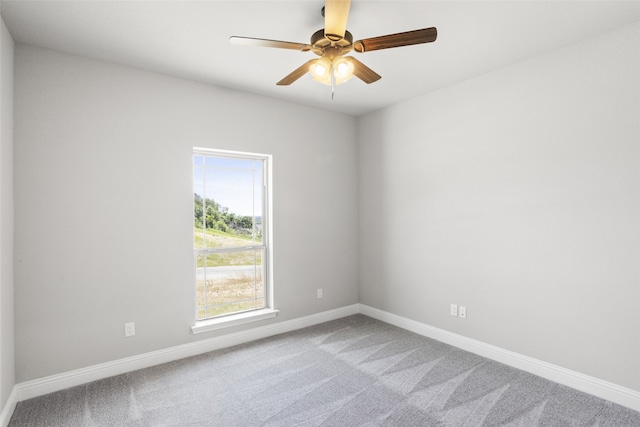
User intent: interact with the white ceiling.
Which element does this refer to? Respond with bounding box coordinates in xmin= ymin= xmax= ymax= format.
xmin=2 ymin=1 xmax=640 ymax=116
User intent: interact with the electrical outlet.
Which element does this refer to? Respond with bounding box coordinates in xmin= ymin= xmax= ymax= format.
xmin=459 ymin=306 xmax=467 ymax=319
xmin=124 ymin=322 xmax=135 ymax=337
xmin=450 ymin=304 xmax=458 ymax=317
xmin=317 ymin=288 xmax=323 ymax=299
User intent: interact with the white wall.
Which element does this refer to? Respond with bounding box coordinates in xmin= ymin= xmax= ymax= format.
xmin=358 ymin=22 xmax=640 ymax=391
xmin=13 ymin=45 xmax=358 ymax=382
xmin=0 ymin=13 xmax=15 ymax=409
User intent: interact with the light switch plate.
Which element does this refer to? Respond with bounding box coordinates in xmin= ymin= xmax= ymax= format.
xmin=450 ymin=304 xmax=458 ymax=316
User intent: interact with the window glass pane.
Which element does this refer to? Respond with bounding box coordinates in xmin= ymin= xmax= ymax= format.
xmin=198 ymin=157 xmax=263 ymax=249
xmin=195 ymin=254 xmax=206 ymax=319
xmin=253 ymin=160 xmax=264 ymax=244
xmin=201 ymin=168 xmax=218 ymax=249
xmin=204 ymin=156 xmax=217 ymax=167
xmin=193 ymin=165 xmax=205 ymax=249
xmin=196 ymin=249 xmax=264 ymax=319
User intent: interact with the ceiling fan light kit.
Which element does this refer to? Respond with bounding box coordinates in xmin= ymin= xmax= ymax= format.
xmin=230 ymin=0 xmax=437 ymax=96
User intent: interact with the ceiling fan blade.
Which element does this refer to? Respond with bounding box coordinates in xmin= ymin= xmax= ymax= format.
xmin=324 ymin=0 xmax=351 ymax=40
xmin=230 ymin=36 xmax=311 ymax=51
xmin=345 ymin=57 xmax=381 ymax=84
xmin=353 ymin=27 xmax=437 ymax=53
xmin=276 ymin=59 xmax=317 ymax=86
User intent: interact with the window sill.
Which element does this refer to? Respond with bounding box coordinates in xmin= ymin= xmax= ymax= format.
xmin=191 ymin=308 xmax=279 ymax=335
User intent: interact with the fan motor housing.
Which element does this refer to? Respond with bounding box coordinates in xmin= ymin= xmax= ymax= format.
xmin=310 ymin=29 xmax=353 ymax=56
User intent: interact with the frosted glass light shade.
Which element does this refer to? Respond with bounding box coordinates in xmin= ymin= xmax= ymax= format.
xmin=311 ymin=57 xmax=332 ymax=85
xmin=310 ymin=56 xmax=354 ymax=86
xmin=332 ymin=57 xmax=354 ymax=84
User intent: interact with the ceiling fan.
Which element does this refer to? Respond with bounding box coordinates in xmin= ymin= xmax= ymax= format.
xmin=229 ymin=0 xmax=437 ymax=89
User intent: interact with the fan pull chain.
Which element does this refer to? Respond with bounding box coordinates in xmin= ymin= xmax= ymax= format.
xmin=331 ymin=62 xmax=336 ymax=100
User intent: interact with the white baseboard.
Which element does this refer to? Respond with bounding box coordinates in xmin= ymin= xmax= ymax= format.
xmin=14 ymin=304 xmax=360 ymax=402
xmin=0 ymin=387 xmax=17 ymax=427
xmin=358 ymin=303 xmax=640 ymax=412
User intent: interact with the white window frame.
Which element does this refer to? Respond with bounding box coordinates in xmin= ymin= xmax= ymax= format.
xmin=191 ymin=148 xmax=276 ymax=334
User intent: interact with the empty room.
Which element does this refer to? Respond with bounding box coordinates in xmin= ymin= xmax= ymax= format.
xmin=1 ymin=0 xmax=639 ymax=425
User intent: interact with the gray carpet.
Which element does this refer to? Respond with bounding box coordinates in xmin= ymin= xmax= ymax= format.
xmin=10 ymin=315 xmax=640 ymax=426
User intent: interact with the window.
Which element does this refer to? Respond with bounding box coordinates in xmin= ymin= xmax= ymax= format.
xmin=192 ymin=148 xmax=274 ymax=331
